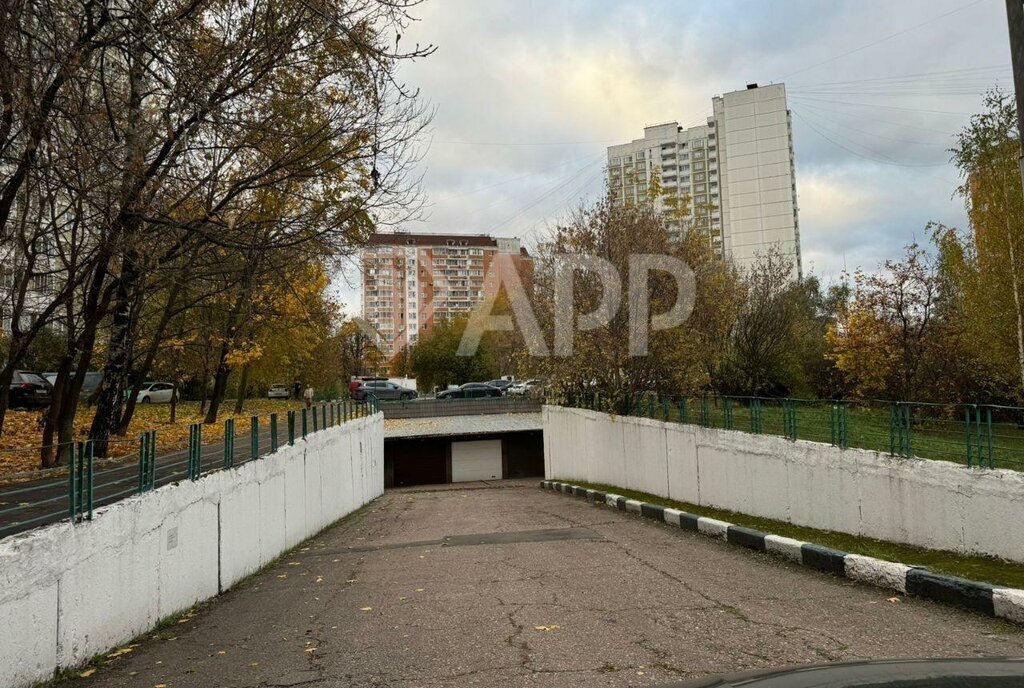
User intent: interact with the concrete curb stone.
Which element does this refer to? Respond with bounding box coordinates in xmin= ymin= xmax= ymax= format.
xmin=539 ymin=480 xmax=1024 ymax=626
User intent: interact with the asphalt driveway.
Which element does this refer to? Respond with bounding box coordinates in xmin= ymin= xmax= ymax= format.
xmin=58 ymin=479 xmax=1024 ymax=688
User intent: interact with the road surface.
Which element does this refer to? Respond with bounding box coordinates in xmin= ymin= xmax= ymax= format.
xmin=57 ymin=480 xmax=1024 ymax=688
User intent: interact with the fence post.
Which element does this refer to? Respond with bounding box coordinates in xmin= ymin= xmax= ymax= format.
xmin=224 ymin=419 xmax=234 ymax=468
xmin=68 ymin=441 xmax=77 ymax=522
xmin=76 ymin=439 xmax=85 ymax=516
xmin=677 ymin=397 xmax=688 ymax=424
xmin=312 ymin=404 xmax=318 ymax=432
xmin=751 ymin=398 xmax=762 ymax=434
xmin=322 ymin=404 xmax=327 ymax=429
xmin=251 ymin=416 xmax=259 ymax=459
xmin=700 ymin=395 xmax=710 ymax=427
xmin=85 ymin=440 xmax=94 ymax=520
xmin=270 ymin=413 xmax=278 ymax=452
xmin=287 ymin=410 xmax=295 ymax=445
xmin=330 ymin=402 xmax=335 ymax=426
xmin=889 ymin=402 xmax=897 ymax=456
xmin=965 ymin=404 xmax=975 ymax=467
xmin=982 ymin=405 xmax=994 ymax=468
xmin=782 ymin=400 xmax=797 ymax=441
xmin=189 ymin=423 xmax=203 ymax=480
xmin=148 ymin=430 xmax=156 ymax=489
xmin=723 ymin=398 xmax=734 ymax=430
xmin=138 ymin=432 xmax=148 ymax=493
xmin=301 ymin=408 xmax=308 ymax=438
xmin=830 ymin=403 xmax=838 ymax=446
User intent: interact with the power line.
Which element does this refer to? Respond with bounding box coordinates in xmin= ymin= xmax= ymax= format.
xmin=789 ymin=94 xmax=975 ymax=117
xmin=778 ymin=0 xmax=988 ymax=81
xmin=790 ymin=64 xmax=1010 ymax=88
xmin=485 ymin=155 xmax=606 ymax=234
xmin=792 ymin=109 xmax=951 ymax=168
xmin=792 ymin=98 xmax=960 ymax=136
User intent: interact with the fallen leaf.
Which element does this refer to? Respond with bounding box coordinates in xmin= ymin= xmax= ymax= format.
xmin=250 ymin=662 xmax=259 ymax=667
xmin=360 ymin=606 xmax=373 ymax=611
xmin=533 ymin=625 xmax=561 ymax=632
xmin=414 ymin=588 xmax=424 ymax=592
xmin=346 ymin=579 xmax=358 ymax=583
xmin=277 ymin=574 xmax=288 ymax=579
xmin=887 ymin=597 xmax=902 ymax=604
xmin=315 ymin=576 xmax=323 ymax=583
xmin=79 ymin=668 xmax=96 ymax=677
xmin=217 ymin=650 xmax=227 ymax=655
xmin=304 ymin=647 xmax=316 ymax=653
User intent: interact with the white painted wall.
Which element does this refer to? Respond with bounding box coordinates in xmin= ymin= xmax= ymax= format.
xmin=543 ymin=406 xmax=1024 ymax=563
xmin=0 ymin=414 xmax=383 ymax=688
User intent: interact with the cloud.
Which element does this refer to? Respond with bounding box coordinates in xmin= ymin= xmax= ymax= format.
xmin=335 ymin=0 xmax=1012 ymax=312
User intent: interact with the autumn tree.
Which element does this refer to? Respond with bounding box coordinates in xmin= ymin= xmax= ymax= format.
xmin=949 ymin=89 xmax=1024 ymax=400
xmin=530 ymin=195 xmax=742 ymax=412
xmin=0 ymin=0 xmax=434 ymax=461
xmin=827 ymin=244 xmax=941 ymax=401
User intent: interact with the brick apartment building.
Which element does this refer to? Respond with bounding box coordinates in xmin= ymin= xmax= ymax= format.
xmin=360 ymin=233 xmax=532 ymax=359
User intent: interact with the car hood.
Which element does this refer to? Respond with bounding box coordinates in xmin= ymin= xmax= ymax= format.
xmin=661 ymin=658 xmax=1024 ymax=688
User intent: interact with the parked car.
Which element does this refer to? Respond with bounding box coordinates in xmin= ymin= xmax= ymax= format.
xmin=267 ymin=383 xmax=290 ymax=399
xmin=42 ymin=371 xmax=103 ymax=395
xmin=9 ymin=371 xmax=53 ymax=409
xmin=353 ymin=380 xmax=417 ymax=401
xmin=437 ymin=383 xmax=503 ymax=399
xmin=485 ymin=379 xmax=513 ymax=394
xmin=508 ymin=379 xmax=544 ymax=396
xmin=135 ymin=382 xmax=174 ymax=404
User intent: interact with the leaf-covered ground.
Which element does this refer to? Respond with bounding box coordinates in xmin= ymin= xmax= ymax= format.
xmin=0 ymin=399 xmax=303 ymax=477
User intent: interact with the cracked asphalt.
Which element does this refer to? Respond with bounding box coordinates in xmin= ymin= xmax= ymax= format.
xmin=61 ymin=480 xmax=1024 ymax=688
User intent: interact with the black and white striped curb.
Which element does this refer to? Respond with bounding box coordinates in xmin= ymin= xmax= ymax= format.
xmin=540 ymin=480 xmax=1024 ymax=626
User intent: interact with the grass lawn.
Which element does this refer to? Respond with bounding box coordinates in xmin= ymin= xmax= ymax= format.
xmin=0 ymin=399 xmax=306 ymax=477
xmin=561 ymin=480 xmax=1024 ymax=590
xmin=640 ymin=398 xmax=1024 ymax=471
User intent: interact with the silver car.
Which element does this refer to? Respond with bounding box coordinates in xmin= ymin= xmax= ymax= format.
xmin=355 ymin=380 xmax=417 ymax=401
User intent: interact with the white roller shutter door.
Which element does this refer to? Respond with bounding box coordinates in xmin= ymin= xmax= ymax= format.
xmin=451 ymin=440 xmax=502 ymax=482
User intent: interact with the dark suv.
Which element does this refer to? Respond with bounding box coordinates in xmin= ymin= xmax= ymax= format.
xmin=9 ymin=371 xmax=53 ymax=409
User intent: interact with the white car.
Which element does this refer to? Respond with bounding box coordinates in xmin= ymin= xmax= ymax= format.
xmin=136 ymin=382 xmax=174 ymax=404
xmin=267 ymin=383 xmax=290 ymax=399
xmin=508 ymin=379 xmax=543 ymax=396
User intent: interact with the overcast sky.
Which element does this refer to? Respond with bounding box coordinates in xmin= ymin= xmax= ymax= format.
xmin=336 ymin=0 xmax=1014 ymax=311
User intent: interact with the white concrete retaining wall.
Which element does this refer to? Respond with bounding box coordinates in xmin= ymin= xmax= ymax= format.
xmin=0 ymin=414 xmax=383 ymax=688
xmin=543 ymin=406 xmax=1024 ymax=563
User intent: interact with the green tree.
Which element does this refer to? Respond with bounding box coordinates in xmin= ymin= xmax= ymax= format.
xmin=410 ymin=318 xmax=498 ymax=392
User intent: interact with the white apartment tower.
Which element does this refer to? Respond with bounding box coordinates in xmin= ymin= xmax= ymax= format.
xmin=607 ymin=83 xmax=801 ymax=277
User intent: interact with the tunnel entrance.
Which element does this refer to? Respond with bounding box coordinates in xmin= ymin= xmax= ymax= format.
xmin=384 ymin=430 xmax=543 ymax=488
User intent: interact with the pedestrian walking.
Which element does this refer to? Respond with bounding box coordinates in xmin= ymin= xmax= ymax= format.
xmin=304 ymin=385 xmax=314 ymax=409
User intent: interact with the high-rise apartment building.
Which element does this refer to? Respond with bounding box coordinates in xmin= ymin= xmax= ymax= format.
xmin=361 ymin=233 xmax=532 ymax=359
xmin=607 ymin=83 xmax=801 ymax=277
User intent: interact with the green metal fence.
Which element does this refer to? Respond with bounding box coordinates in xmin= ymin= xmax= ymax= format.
xmin=0 ymin=398 xmax=383 ymax=538
xmin=557 ymin=393 xmax=1024 ymax=472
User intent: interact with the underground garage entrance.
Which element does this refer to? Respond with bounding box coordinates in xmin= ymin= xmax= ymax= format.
xmin=384 ymin=430 xmax=544 ymax=488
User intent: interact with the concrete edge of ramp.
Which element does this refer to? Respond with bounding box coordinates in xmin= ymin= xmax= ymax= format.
xmin=540 ymin=480 xmax=1024 ymax=627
